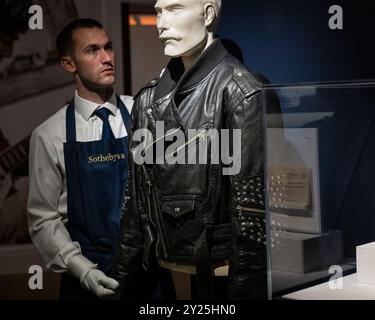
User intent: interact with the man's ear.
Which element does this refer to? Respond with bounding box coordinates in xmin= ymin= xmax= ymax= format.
xmin=60 ymin=55 xmax=77 ymax=74
xmin=203 ymin=3 xmax=216 ymax=29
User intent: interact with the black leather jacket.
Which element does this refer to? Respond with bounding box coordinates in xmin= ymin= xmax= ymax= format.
xmin=111 ymin=39 xmax=269 ymax=300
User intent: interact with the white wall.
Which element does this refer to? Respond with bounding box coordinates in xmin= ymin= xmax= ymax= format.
xmin=130 ymin=24 xmax=168 ymax=94
xmin=101 ymin=0 xmax=160 ymax=94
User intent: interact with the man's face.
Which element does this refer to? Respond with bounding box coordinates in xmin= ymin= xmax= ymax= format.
xmin=69 ymin=27 xmax=115 ymax=89
xmin=155 ymin=0 xmax=207 ymax=57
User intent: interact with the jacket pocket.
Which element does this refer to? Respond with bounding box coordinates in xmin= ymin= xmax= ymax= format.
xmin=160 ymin=197 xmax=201 ymax=260
xmin=161 ymin=199 xmax=195 ymax=218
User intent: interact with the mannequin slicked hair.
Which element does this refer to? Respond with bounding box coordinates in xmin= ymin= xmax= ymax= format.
xmin=210 ymin=0 xmax=222 ymax=14
xmin=203 ymin=0 xmax=222 ymax=33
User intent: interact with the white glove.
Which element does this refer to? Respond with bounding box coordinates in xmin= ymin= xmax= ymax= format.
xmin=81 ymin=269 xmax=119 ymax=298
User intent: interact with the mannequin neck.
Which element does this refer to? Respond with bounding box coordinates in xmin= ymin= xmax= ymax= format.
xmin=181 ymin=33 xmax=215 ymax=71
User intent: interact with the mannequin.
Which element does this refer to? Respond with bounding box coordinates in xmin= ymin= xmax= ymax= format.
xmin=155 ymin=0 xmax=227 ymax=299
xmin=112 ymin=0 xmax=269 ymax=300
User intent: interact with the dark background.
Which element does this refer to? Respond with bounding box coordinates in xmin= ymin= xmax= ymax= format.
xmin=219 ymin=0 xmax=375 ymax=257
xmin=219 ymin=0 xmax=375 ymax=84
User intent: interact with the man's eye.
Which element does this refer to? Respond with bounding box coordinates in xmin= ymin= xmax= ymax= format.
xmin=87 ymin=48 xmax=97 ymax=54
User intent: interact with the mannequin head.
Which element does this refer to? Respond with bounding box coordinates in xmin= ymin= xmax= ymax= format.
xmin=155 ymin=0 xmax=221 ymax=67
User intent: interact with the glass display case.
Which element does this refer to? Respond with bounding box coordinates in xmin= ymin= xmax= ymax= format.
xmin=264 ymin=81 xmax=375 ymax=299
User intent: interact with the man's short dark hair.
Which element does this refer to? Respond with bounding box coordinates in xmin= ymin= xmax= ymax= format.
xmin=56 ymin=18 xmax=103 ymax=57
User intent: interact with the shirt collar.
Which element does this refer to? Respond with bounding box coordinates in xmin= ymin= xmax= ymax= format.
xmin=74 ymin=90 xmax=118 ymax=121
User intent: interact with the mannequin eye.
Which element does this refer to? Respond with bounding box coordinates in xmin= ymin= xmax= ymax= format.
xmin=167 ymin=4 xmax=184 ymax=12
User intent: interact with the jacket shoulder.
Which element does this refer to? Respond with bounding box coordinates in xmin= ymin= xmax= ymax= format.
xmin=225 ymin=57 xmax=262 ymax=98
xmin=232 ymin=68 xmax=262 ymax=98
xmin=134 ymin=77 xmax=159 ymax=100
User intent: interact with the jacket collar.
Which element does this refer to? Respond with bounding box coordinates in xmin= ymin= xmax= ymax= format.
xmin=155 ymin=38 xmax=228 ymax=100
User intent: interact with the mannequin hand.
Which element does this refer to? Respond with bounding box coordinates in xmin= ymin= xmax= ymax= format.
xmin=82 ymin=269 xmax=119 ymax=298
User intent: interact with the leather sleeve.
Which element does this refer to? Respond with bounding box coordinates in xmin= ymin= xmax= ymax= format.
xmin=226 ymin=75 xmax=269 ymax=300
xmin=110 ymin=109 xmax=145 ymax=298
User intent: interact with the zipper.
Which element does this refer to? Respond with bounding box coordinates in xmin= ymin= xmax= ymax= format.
xmin=142 ymin=127 xmax=182 ymax=157
xmin=141 ymin=164 xmax=169 ymax=259
xmin=165 ymin=128 xmax=209 ymax=159
xmin=120 ymin=187 xmax=130 ymax=220
xmin=236 ymin=205 xmax=265 ymax=221
xmin=139 ymin=113 xmax=169 ymax=258
xmin=236 ymin=205 xmax=267 ymax=245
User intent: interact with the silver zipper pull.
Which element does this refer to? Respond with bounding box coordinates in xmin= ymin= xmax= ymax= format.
xmin=236 ymin=205 xmax=244 ymax=221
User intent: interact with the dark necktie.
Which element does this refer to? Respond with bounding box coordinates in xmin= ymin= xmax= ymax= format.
xmin=94 ymin=107 xmax=115 ymax=140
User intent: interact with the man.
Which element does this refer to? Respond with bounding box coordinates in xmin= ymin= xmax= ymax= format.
xmin=111 ymin=0 xmax=269 ymax=299
xmin=27 ymin=19 xmax=133 ymax=300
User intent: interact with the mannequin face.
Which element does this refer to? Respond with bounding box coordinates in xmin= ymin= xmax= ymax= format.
xmin=155 ymin=0 xmax=209 ymax=58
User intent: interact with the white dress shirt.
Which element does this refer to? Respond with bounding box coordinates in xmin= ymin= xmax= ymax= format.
xmin=27 ymin=91 xmax=133 ymax=279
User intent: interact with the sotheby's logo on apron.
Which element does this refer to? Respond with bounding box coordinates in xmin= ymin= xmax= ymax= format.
xmin=88 ymin=153 xmax=126 ymax=163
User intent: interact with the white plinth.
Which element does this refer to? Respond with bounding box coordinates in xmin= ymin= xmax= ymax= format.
xmin=283 ymin=273 xmax=375 ymax=300
xmin=357 ymin=241 xmax=375 ymax=285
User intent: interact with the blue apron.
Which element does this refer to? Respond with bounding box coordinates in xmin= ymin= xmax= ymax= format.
xmin=63 ymin=96 xmax=131 ymax=273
